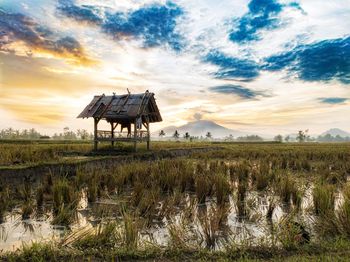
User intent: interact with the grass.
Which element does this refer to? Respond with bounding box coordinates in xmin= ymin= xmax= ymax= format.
xmin=122 ymin=211 xmax=140 ymax=249
xmin=35 ymin=186 xmax=44 ymax=207
xmin=21 ymin=200 xmax=34 ymax=219
xmin=2 ymin=142 xmax=350 ymax=260
xmin=313 ymin=183 xmax=335 ymax=216
xmin=194 ymin=173 xmax=212 ymax=204
xmin=0 ymin=188 xmax=9 ymax=223
xmin=336 ymin=185 xmax=350 ymax=237
xmin=4 ymin=237 xmax=350 ymax=261
xmin=275 ymin=173 xmax=300 ymax=206
xmin=73 ymin=222 xmax=120 ymax=250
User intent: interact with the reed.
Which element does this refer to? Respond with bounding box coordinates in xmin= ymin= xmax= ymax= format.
xmin=0 ymin=187 xmax=9 ymax=223
xmin=21 ymin=200 xmax=34 ymax=219
xmin=236 ymin=162 xmax=250 ymax=184
xmin=51 ymin=204 xmax=76 ymax=226
xmin=195 ymin=174 xmax=212 ymax=204
xmin=52 ymin=178 xmax=79 ymax=213
xmin=251 ymin=161 xmax=271 ymax=191
xmin=237 ymin=178 xmax=248 ymax=203
xmin=86 ymin=181 xmax=98 ymax=203
xmin=198 ymin=206 xmax=221 ymax=249
xmin=276 ymin=174 xmax=298 ymax=205
xmin=313 ymin=183 xmax=335 ymax=216
xmin=36 ymin=186 xmax=44 ymax=207
xmin=122 ymin=212 xmax=139 ymax=249
xmin=73 ymin=222 xmax=120 ymax=250
xmin=43 ymin=172 xmax=53 ymax=194
xmin=277 ymin=215 xmax=310 ymax=250
xmin=136 ymin=187 xmax=160 ymax=218
xmin=266 ymin=197 xmax=276 ymax=220
xmin=336 ymin=185 xmax=350 ymax=237
xmin=291 ymin=186 xmax=303 ymax=210
xmin=158 ymin=160 xmax=178 ymax=192
xmin=213 ymin=173 xmax=231 ymax=205
xmin=168 ymin=217 xmax=195 ymax=250
xmin=19 ymin=181 xmax=32 ymax=202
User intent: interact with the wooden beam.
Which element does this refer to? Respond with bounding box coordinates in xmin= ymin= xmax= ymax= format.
xmin=111 ymin=122 xmax=114 ymax=147
xmin=146 ymin=117 xmax=150 ymax=150
xmin=134 ymin=119 xmax=137 ymax=152
xmin=94 ymin=118 xmax=99 ymax=150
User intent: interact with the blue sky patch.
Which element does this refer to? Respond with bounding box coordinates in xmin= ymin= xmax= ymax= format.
xmin=319 ymin=97 xmax=348 ymax=104
xmin=205 ymin=50 xmax=260 ymax=81
xmin=209 ymin=84 xmax=262 ymax=99
xmin=229 ymin=0 xmax=303 ymax=43
xmin=103 ymin=2 xmax=184 ymax=50
xmin=58 ymin=0 xmax=103 ymax=24
xmin=263 ymin=36 xmax=350 ymax=84
xmin=57 ymin=1 xmax=184 ymax=51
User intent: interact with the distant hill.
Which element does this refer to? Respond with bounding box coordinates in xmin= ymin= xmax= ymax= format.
xmin=320 ymin=128 xmax=350 ymax=137
xmin=154 ymin=120 xmax=245 ymax=138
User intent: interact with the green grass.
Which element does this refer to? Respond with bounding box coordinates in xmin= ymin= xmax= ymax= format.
xmin=3 ymin=237 xmax=350 ymax=261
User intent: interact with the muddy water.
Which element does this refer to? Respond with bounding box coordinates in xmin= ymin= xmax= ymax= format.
xmin=0 ymin=184 xmax=346 ymax=252
xmin=0 ymin=195 xmax=91 ymax=252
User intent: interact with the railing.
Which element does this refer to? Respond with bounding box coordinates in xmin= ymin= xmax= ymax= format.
xmin=96 ymin=130 xmax=149 ymax=140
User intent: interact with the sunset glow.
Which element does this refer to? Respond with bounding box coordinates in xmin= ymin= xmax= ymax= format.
xmin=0 ymin=0 xmax=349 ymax=135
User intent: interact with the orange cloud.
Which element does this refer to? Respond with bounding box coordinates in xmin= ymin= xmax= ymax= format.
xmin=0 ymin=10 xmax=97 ymax=66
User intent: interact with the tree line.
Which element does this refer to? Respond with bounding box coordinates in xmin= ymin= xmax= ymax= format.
xmin=0 ymin=127 xmax=93 ymax=140
xmin=158 ymin=130 xmax=265 ymax=142
xmin=1 ymin=127 xmax=348 ymax=142
xmin=274 ymin=130 xmax=350 ymax=142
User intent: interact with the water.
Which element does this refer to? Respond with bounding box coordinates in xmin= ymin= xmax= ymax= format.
xmin=0 ymin=182 xmax=347 ymax=252
xmin=0 ymin=213 xmax=65 ymax=252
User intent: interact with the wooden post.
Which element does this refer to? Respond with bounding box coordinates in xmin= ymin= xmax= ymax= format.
xmin=134 ymin=119 xmax=137 ymax=152
xmin=94 ymin=118 xmax=98 ymax=150
xmin=146 ymin=118 xmax=150 ymax=150
xmin=110 ymin=122 xmax=114 ymax=147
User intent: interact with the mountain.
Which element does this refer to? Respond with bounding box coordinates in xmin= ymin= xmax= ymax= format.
xmin=154 ymin=120 xmax=246 ymax=138
xmin=320 ymin=128 xmax=350 ymax=137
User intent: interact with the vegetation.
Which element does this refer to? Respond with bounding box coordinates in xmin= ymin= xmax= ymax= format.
xmin=1 ymin=142 xmax=350 ymax=260
xmin=0 ymin=127 xmax=93 ymax=140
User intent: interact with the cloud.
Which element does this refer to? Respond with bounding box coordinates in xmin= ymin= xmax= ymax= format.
xmin=57 ymin=0 xmax=103 ymax=24
xmin=319 ymin=97 xmax=348 ymax=104
xmin=229 ymin=0 xmax=303 ymax=43
xmin=204 ymin=50 xmax=260 ymax=81
xmin=0 ymin=9 xmax=95 ymax=65
xmin=209 ymin=84 xmax=264 ymax=99
xmin=263 ymin=36 xmax=350 ymax=84
xmin=57 ymin=1 xmax=184 ymax=51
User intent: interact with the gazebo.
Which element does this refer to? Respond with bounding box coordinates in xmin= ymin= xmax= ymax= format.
xmin=77 ymin=90 xmax=162 ymax=151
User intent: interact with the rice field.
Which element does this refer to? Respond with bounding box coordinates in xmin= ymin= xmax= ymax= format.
xmin=1 ymin=142 xmax=350 ymax=261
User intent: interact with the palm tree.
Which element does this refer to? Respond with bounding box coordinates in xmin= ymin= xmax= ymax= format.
xmin=159 ymin=130 xmax=166 ymax=138
xmin=206 ymin=132 xmax=212 ymax=139
xmin=173 ymin=130 xmax=180 ymax=140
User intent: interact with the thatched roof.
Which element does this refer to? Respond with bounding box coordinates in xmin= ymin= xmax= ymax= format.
xmin=77 ymin=91 xmax=162 ymax=123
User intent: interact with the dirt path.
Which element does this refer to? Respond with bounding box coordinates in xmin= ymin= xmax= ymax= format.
xmin=0 ymin=147 xmax=221 ymax=184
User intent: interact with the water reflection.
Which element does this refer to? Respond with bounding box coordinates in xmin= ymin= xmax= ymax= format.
xmin=0 ymin=183 xmax=346 ymax=252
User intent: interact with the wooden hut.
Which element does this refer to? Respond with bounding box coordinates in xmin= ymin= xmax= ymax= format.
xmin=77 ymin=90 xmax=162 ymax=151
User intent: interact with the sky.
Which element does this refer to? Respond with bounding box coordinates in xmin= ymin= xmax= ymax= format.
xmin=0 ymin=0 xmax=349 ymax=136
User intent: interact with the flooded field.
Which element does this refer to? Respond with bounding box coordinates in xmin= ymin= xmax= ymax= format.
xmin=1 ymin=143 xmax=350 ymax=260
